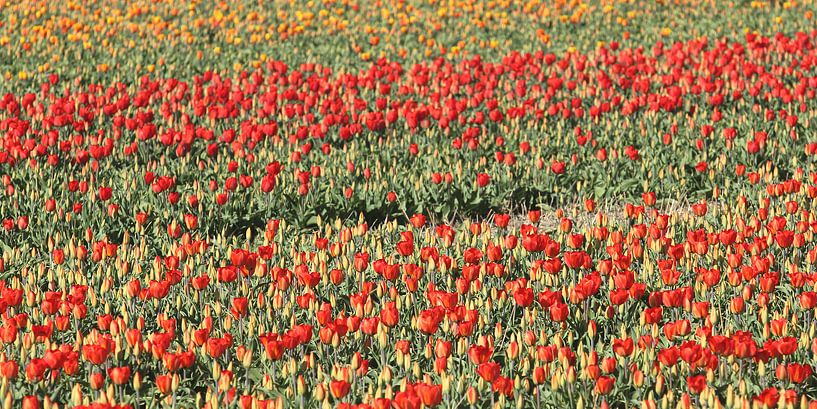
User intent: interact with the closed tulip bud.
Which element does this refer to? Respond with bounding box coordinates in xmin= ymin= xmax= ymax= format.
xmin=314 ymin=384 xmax=326 ymax=401
xmin=351 ymin=353 xmax=360 ymax=370
xmin=655 ymin=374 xmax=664 ymax=394
xmin=566 ymin=366 xmax=576 ymax=383
xmin=377 ymin=329 xmax=388 ymax=349
xmin=236 ymin=345 xmax=248 ymax=362
xmin=776 ymin=363 xmax=787 ymax=381
xmin=529 ymin=366 xmax=545 ymax=384
xmin=382 ymin=366 xmax=392 ymax=383
xmin=297 ymin=375 xmax=306 ymax=395
xmin=551 ymin=371 xmax=560 ymax=391
xmin=434 ymin=356 xmax=448 ymax=374
xmin=633 ymin=370 xmax=644 ymax=387
xmin=440 ymin=375 xmax=451 ymax=393
xmin=508 ymin=341 xmax=519 ymax=360
xmin=242 ymin=349 xmax=253 ymax=368
xmin=466 ymin=387 xmax=478 ymax=405
xmin=730 ymin=297 xmax=744 ymax=314
xmin=776 ymin=393 xmax=786 ymax=408
xmin=89 ymin=372 xmax=104 ymax=390
xmin=133 ymin=372 xmax=142 ymax=390
xmin=22 ymin=396 xmax=38 ymax=409
xmin=71 ymin=383 xmax=83 ymax=406
xmin=642 ymin=399 xmax=656 ymax=409
xmin=212 ymin=361 xmax=221 ymax=381
xmin=681 ymin=393 xmax=692 ymax=409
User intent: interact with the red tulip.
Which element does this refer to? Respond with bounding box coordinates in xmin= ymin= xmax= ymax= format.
xmin=468 ymin=345 xmax=493 ymax=365
xmin=594 ymin=376 xmax=615 ymax=395
xmin=687 ymin=375 xmax=706 ymax=394
xmin=787 ymin=363 xmax=813 ymax=383
xmin=0 ymin=361 xmax=17 ymax=379
xmin=477 ymin=362 xmax=501 ymax=382
xmin=476 ymin=173 xmax=491 ymax=187
xmin=417 ymin=308 xmax=443 ymax=335
xmin=410 ymin=214 xmax=427 ymax=228
xmin=549 ymin=302 xmax=568 ymax=322
xmin=393 ymin=386 xmax=421 ymax=409
xmin=89 ymin=372 xmax=105 ymax=390
xmin=156 ymin=374 xmax=173 ymax=395
xmin=231 ymin=297 xmax=249 ymax=319
xmin=82 ymin=344 xmax=109 ymax=366
xmin=396 ymin=240 xmax=414 ymax=257
xmin=513 ymin=287 xmax=534 ymax=307
xmin=330 ymin=380 xmax=351 ymax=399
xmin=22 ymin=396 xmax=39 ymax=409
xmin=380 ymin=302 xmax=399 ymax=327
xmin=494 ymin=214 xmax=510 ymax=228
xmin=612 ymin=337 xmax=634 ymax=357
xmin=492 ymin=376 xmax=514 ymax=397
xmin=416 ymin=383 xmax=442 ymax=407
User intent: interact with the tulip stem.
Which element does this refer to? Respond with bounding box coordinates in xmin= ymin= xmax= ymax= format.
xmin=623 ymin=357 xmax=629 ymax=383
xmin=245 ymin=368 xmax=250 ymax=392
xmin=583 ymin=299 xmax=588 ymax=324
xmin=738 ymin=359 xmax=744 ymax=382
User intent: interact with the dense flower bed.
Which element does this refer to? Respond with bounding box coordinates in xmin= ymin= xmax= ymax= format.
xmin=2 ymin=0 xmax=817 ymax=408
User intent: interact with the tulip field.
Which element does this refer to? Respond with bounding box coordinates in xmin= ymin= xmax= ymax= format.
xmin=5 ymin=0 xmax=817 ymax=408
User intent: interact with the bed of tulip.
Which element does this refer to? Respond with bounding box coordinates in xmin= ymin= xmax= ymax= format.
xmin=5 ymin=0 xmax=817 ymax=408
